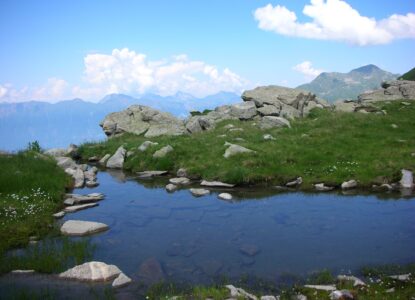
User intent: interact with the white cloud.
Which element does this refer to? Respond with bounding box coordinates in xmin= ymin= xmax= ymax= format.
xmin=0 ymin=79 xmax=68 ymax=103
xmin=254 ymin=0 xmax=415 ymax=46
xmin=293 ymin=61 xmax=323 ymax=79
xmin=76 ymin=48 xmax=248 ymax=99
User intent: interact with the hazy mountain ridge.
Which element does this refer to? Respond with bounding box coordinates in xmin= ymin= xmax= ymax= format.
xmin=297 ymin=64 xmax=399 ymax=102
xmin=0 ymin=92 xmax=240 ymax=151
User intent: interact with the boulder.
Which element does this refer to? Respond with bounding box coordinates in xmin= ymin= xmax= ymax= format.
xmin=334 ymin=101 xmax=357 ymax=112
xmin=60 ymin=220 xmax=109 ymax=236
xmin=176 ymin=168 xmax=187 ymax=177
xmin=165 ymin=183 xmax=178 ymax=193
xmin=259 ymin=116 xmax=291 ymax=129
xmin=400 ymin=169 xmax=414 ymax=189
xmin=112 ymin=272 xmax=132 ymax=288
xmin=65 ymin=167 xmax=85 ymax=188
xmin=359 ymin=81 xmax=415 ymax=102
xmin=59 ymin=262 xmax=121 ymax=282
xmin=153 ymin=145 xmax=174 ymax=158
xmin=138 ymin=141 xmax=158 ymax=152
xmin=99 ymin=154 xmax=111 ymax=165
xmin=185 ymin=116 xmax=215 ymax=134
xmin=257 ymin=104 xmax=280 ymax=116
xmin=286 ymin=177 xmax=302 ymax=187
xmin=106 ymin=146 xmax=126 ymax=169
xmin=44 ymin=148 xmax=67 ymax=157
xmin=242 ymin=85 xmax=328 ymax=117
xmin=315 ymin=183 xmax=334 ymax=192
xmin=189 ymin=188 xmax=210 ymax=197
xmin=169 ymin=177 xmax=190 ymax=185
xmin=341 ymin=180 xmax=357 ymax=190
xmin=55 ymin=157 xmax=76 ymax=169
xmin=218 ymin=193 xmax=233 ymax=200
xmin=230 ymin=101 xmax=258 ymax=120
xmin=100 ymin=105 xmax=186 ymax=138
xmin=224 ymin=143 xmax=255 ymax=158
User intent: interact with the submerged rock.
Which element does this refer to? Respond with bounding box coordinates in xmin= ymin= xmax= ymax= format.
xmin=137 ymin=257 xmax=165 ymax=284
xmin=60 ymin=220 xmax=109 ymax=236
xmin=239 ymin=244 xmax=260 ymax=257
xmin=59 ymin=261 xmax=121 ymax=282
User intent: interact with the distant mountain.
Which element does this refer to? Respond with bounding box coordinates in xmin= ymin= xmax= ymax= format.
xmin=297 ymin=64 xmax=399 ymax=102
xmin=0 ymin=92 xmax=240 ymax=151
xmin=398 ymin=67 xmax=415 ymax=81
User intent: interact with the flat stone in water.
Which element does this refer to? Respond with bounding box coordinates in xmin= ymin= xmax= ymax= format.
xmin=239 ymin=244 xmax=260 ymax=256
xmin=60 ymin=220 xmax=109 ymax=236
xmin=59 ymin=261 xmax=121 ymax=282
xmin=218 ymin=193 xmax=233 ymax=200
xmin=304 ymin=284 xmax=336 ymax=291
xmin=64 ymin=203 xmax=98 ymax=213
xmin=189 ymin=188 xmax=210 ymax=197
xmin=137 ymin=170 xmax=168 ymax=178
xmin=169 ymin=177 xmax=190 ymax=185
xmin=137 ymin=257 xmax=165 ymax=284
xmin=200 ymin=180 xmax=235 ymax=188
xmin=11 ymin=270 xmax=35 ymax=274
xmin=53 ymin=211 xmax=65 ymax=218
xmin=197 ymin=259 xmax=223 ymax=276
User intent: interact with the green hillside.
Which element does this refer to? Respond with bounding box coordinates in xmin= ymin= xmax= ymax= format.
xmin=398 ymin=67 xmax=415 ymax=81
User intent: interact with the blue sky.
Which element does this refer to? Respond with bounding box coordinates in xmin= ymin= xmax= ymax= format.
xmin=0 ymin=0 xmax=414 ymax=102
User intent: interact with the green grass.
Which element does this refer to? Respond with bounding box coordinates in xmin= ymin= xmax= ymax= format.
xmin=398 ymin=67 xmax=415 ymax=81
xmin=79 ymin=100 xmax=415 ymax=188
xmin=0 ymin=150 xmax=71 ymax=254
xmin=0 ymin=237 xmax=95 ymax=274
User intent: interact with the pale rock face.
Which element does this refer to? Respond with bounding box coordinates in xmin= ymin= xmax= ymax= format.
xmin=64 ymin=203 xmax=98 ymax=213
xmin=201 ymin=180 xmax=235 ymax=187
xmin=218 ymin=193 xmax=233 ymax=200
xmin=59 ymin=261 xmax=121 ymax=282
xmin=60 ymin=220 xmax=109 ymax=236
xmin=153 ymin=145 xmax=174 ymax=158
xmin=224 ymin=144 xmax=255 ymax=158
xmin=165 ymin=183 xmax=178 ymax=192
xmin=44 ymin=148 xmax=67 ymax=157
xmin=99 ymin=154 xmax=111 ymax=165
xmin=400 ymin=169 xmax=414 ymax=189
xmin=230 ymin=101 xmax=258 ymax=120
xmin=341 ymin=180 xmax=358 ymax=190
xmin=189 ymin=188 xmax=210 ymax=197
xmin=65 ymin=167 xmax=85 ymax=188
xmin=169 ymin=177 xmax=190 ymax=185
xmin=359 ymin=80 xmax=415 ymax=102
xmin=55 ymin=157 xmax=76 ymax=169
xmin=106 ymin=146 xmax=126 ymax=169
xmin=112 ymin=272 xmax=132 ymax=288
xmin=259 ymin=116 xmax=291 ymax=129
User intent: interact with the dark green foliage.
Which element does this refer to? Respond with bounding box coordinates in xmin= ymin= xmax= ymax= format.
xmin=398 ymin=67 xmax=415 ymax=81
xmin=27 ymin=140 xmax=42 ymax=153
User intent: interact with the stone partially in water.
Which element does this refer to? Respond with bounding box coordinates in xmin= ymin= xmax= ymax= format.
xmin=400 ymin=169 xmax=414 ymax=189
xmin=201 ymin=180 xmax=235 ymax=188
xmin=137 ymin=257 xmax=165 ymax=284
xmin=341 ymin=180 xmax=357 ymax=190
xmin=106 ymin=146 xmax=126 ymax=169
xmin=64 ymin=203 xmax=98 ymax=213
xmin=218 ymin=193 xmax=233 ymax=200
xmin=53 ymin=211 xmax=65 ymax=218
xmin=169 ymin=177 xmax=190 ymax=185
xmin=189 ymin=188 xmax=210 ymax=197
xmin=112 ymin=272 xmax=132 ymax=288
xmin=59 ymin=261 xmax=121 ymax=282
xmin=165 ymin=183 xmax=178 ymax=193
xmin=137 ymin=170 xmax=168 ymax=178
xmin=60 ymin=220 xmax=109 ymax=236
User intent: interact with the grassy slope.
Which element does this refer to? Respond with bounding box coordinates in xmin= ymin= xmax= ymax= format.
xmin=0 ymin=151 xmax=71 ymax=254
xmin=80 ymin=101 xmax=415 ymax=188
xmin=398 ymin=67 xmax=415 ymax=81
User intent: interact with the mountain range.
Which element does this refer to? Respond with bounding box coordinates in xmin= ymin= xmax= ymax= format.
xmin=0 ymin=92 xmax=240 ymax=151
xmin=297 ymin=64 xmax=399 ymax=102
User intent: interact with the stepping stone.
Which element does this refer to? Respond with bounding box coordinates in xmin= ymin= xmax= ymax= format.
xmin=169 ymin=177 xmax=190 ymax=185
xmin=64 ymin=203 xmax=98 ymax=213
xmin=304 ymin=284 xmax=336 ymax=291
xmin=189 ymin=188 xmax=210 ymax=197
xmin=137 ymin=170 xmax=168 ymax=178
xmin=200 ymin=180 xmax=235 ymax=188
xmin=165 ymin=183 xmax=178 ymax=193
xmin=60 ymin=220 xmax=109 ymax=236
xmin=59 ymin=261 xmax=121 ymax=282
xmin=53 ymin=211 xmax=65 ymax=218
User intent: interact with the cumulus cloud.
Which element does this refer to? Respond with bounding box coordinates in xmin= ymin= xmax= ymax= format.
xmin=254 ymin=0 xmax=415 ymax=45
xmin=0 ymin=79 xmax=68 ymax=103
xmin=75 ymin=48 xmax=248 ymax=99
xmin=293 ymin=61 xmax=323 ymax=79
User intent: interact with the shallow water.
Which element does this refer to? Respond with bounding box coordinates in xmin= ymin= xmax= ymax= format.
xmin=59 ymin=169 xmax=415 ymax=284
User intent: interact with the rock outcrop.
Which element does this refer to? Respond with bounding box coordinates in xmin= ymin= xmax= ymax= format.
xmin=100 ymin=105 xmax=186 ymax=138
xmin=59 ymin=261 xmax=121 ymax=282
xmin=358 ymin=80 xmax=415 ymax=102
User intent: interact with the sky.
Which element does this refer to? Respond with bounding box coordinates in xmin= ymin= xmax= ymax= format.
xmin=0 ymin=0 xmax=414 ymax=103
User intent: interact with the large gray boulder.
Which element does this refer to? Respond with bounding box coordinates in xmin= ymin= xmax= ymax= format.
xmin=230 ymin=101 xmax=257 ymax=120
xmin=100 ymin=105 xmax=186 ymax=138
xmin=106 ymin=146 xmax=126 ymax=169
xmin=359 ymin=80 xmax=415 ymax=102
xmin=259 ymin=116 xmax=291 ymax=129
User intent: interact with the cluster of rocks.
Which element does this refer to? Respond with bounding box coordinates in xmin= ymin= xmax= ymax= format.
xmin=99 ymin=86 xmax=329 ymax=138
xmin=334 ymin=80 xmax=415 ymax=113
xmin=46 ymin=145 xmax=99 ymax=188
